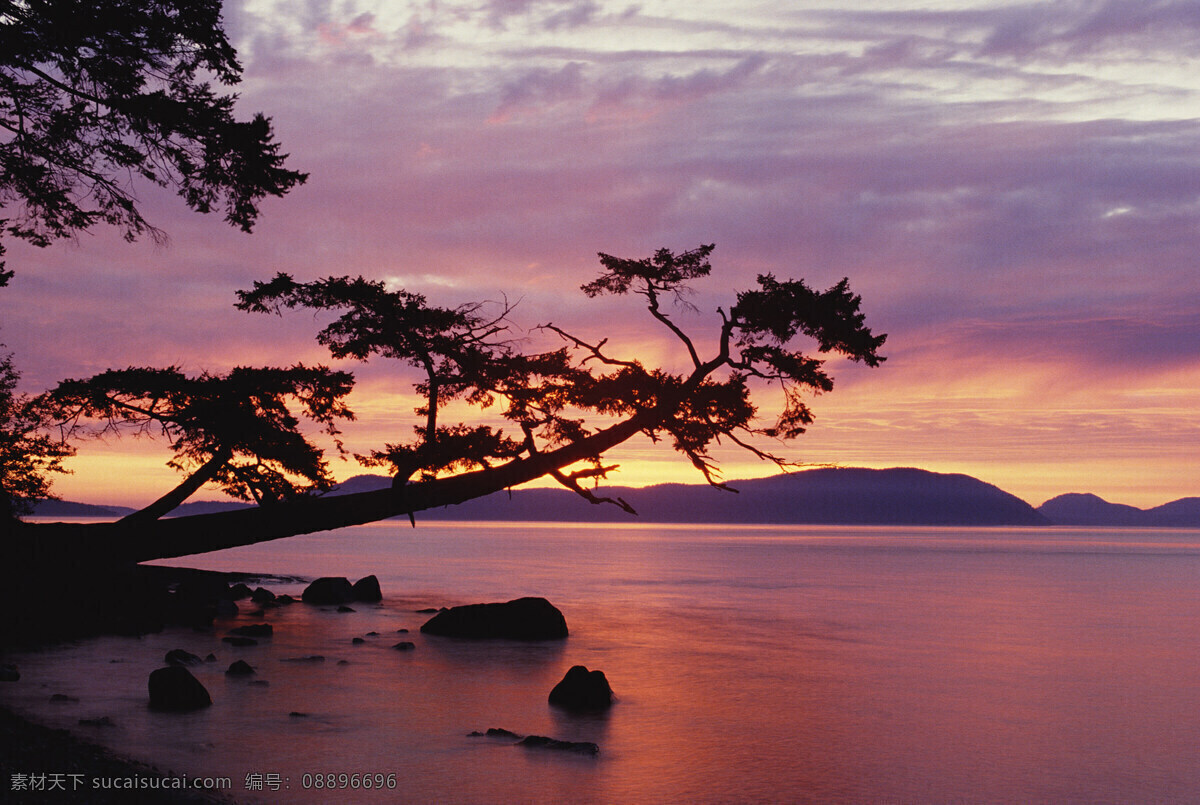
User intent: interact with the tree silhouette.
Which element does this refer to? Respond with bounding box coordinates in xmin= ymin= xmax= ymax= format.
xmin=0 ymin=350 xmax=72 ymax=520
xmin=40 ymin=364 xmax=355 ymax=522
xmin=0 ymin=0 xmax=307 ymax=285
xmin=8 ymin=245 xmax=884 ymax=569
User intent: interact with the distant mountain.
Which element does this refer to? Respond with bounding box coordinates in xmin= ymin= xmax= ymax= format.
xmin=28 ymin=499 xmax=136 ymax=517
xmin=334 ymin=467 xmax=1050 ymax=526
xmin=33 ymin=468 xmax=1198 ymax=527
xmin=1038 ymin=493 xmax=1200 ymax=527
xmin=27 ymin=499 xmax=249 ymax=518
xmin=168 ymin=500 xmax=255 ymax=516
xmin=1036 ymin=493 xmax=1147 ymax=526
xmin=1145 ymin=498 xmax=1200 ymax=527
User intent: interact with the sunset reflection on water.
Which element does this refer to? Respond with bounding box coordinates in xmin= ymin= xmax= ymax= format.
xmin=5 ymin=521 xmax=1200 ymax=802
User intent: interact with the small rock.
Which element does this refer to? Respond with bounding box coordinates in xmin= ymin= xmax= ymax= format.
xmin=148 ymin=666 xmax=212 ymax=711
xmin=366 ymin=631 xmax=380 ymax=636
xmin=275 ymin=594 xmax=296 ymax=605
xmin=289 ymin=711 xmax=308 ymax=718
xmin=396 ymin=628 xmax=409 ymax=633
xmin=165 ymin=649 xmax=204 ymax=667
xmin=415 ymin=608 xmax=440 ymax=614
xmin=548 ymin=665 xmax=614 ymax=711
xmin=228 ymin=583 xmax=253 ymax=600
xmin=280 ymin=655 xmax=325 ymax=663
xmin=250 ymin=587 xmax=277 ymax=603
xmin=392 ymin=642 xmax=415 ymax=651
xmin=518 ymin=735 xmax=599 ymax=755
xmin=352 ymin=637 xmax=365 ymax=644
xmin=337 ymin=605 xmax=356 ymax=613
xmin=468 ymin=727 xmax=523 ymax=739
xmin=226 ymin=660 xmax=255 ymax=676
xmin=229 ymin=623 xmax=273 ymax=637
xmin=205 ymin=653 xmax=217 ymax=662
xmin=222 ymin=636 xmax=258 ymax=647
xmin=50 ymin=693 xmax=79 ymax=703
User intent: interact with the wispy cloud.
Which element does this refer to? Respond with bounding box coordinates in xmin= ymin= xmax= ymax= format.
xmin=6 ymin=0 xmax=1198 ymax=507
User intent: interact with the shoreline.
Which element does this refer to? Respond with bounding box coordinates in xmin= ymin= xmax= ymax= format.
xmin=0 ymin=565 xmax=289 ymax=803
xmin=0 ymin=703 xmax=241 ymax=804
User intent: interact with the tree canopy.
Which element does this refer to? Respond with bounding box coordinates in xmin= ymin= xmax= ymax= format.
xmin=0 ymin=0 xmax=307 ymax=285
xmin=0 ymin=4 xmax=886 ymax=569
xmin=40 ymin=364 xmax=355 ymax=521
xmin=0 ymin=350 xmax=72 ymax=520
xmin=8 ymin=244 xmax=885 ymax=565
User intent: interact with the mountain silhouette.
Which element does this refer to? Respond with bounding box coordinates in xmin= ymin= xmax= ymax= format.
xmin=1037 ymin=493 xmax=1200 ymax=527
xmin=334 ymin=466 xmax=1048 ymax=526
xmin=32 ymin=467 xmax=1198 ymax=527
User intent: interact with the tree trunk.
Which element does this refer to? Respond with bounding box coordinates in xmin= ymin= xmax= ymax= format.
xmin=7 ymin=411 xmax=653 ymax=569
xmin=118 ymin=448 xmax=233 ymax=525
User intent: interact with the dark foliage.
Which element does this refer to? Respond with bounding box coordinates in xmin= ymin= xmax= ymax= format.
xmin=0 ymin=350 xmax=72 ymax=521
xmin=240 ymin=246 xmax=886 ymax=502
xmin=40 ymin=364 xmax=354 ymax=514
xmin=0 ymin=0 xmax=307 ymax=284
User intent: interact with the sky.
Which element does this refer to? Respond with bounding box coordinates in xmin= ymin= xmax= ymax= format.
xmin=4 ymin=0 xmax=1199 ymax=509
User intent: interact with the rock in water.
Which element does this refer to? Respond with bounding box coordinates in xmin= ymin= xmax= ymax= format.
xmin=352 ymin=575 xmax=383 ymax=602
xmin=548 ymin=665 xmax=614 ymax=711
xmin=148 ymin=666 xmax=211 ymax=711
xmin=229 ymin=623 xmax=273 ymax=637
xmin=419 ymin=597 xmax=568 ymax=640
xmin=518 ymin=735 xmax=600 ymax=755
xmin=164 ymin=649 xmax=204 ymax=667
xmin=226 ymin=660 xmax=255 ymax=676
xmin=250 ymin=587 xmax=276 ymax=603
xmin=301 ymin=577 xmax=355 ymax=605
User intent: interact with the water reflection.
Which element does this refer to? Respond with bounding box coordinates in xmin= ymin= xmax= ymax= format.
xmin=3 ymin=522 xmax=1200 ymax=802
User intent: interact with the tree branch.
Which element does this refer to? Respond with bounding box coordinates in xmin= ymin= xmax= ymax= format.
xmin=646 ymin=282 xmax=702 ymax=369
xmin=117 ymin=446 xmax=232 ymax=524
xmin=537 ymin=324 xmax=640 ymax=369
xmin=549 ymin=465 xmax=637 ymax=515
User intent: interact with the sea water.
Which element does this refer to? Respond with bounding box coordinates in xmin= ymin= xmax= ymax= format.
xmin=3 ymin=521 xmax=1200 ymax=803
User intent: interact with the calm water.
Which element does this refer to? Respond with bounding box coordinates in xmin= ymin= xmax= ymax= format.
xmin=4 ymin=521 xmax=1200 ymax=803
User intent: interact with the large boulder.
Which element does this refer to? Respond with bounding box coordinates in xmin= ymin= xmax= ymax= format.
xmin=148 ymin=666 xmax=211 ymax=711
xmin=352 ymin=575 xmax=382 ymax=602
xmin=548 ymin=665 xmax=614 ymax=711
xmin=420 ymin=597 xmax=567 ymax=640
xmin=301 ymin=577 xmax=355 ymax=605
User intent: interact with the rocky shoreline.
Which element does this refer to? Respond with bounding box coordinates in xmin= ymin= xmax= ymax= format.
xmin=2 ymin=564 xmax=608 ymax=802
xmin=0 ymin=705 xmax=240 ymax=804
xmin=0 ymin=565 xmax=269 ymax=803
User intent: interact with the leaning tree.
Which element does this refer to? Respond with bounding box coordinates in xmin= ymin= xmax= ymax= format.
xmin=9 ymin=245 xmax=885 ymax=574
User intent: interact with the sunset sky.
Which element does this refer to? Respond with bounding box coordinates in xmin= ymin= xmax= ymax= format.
xmin=4 ymin=0 xmax=1198 ymax=510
